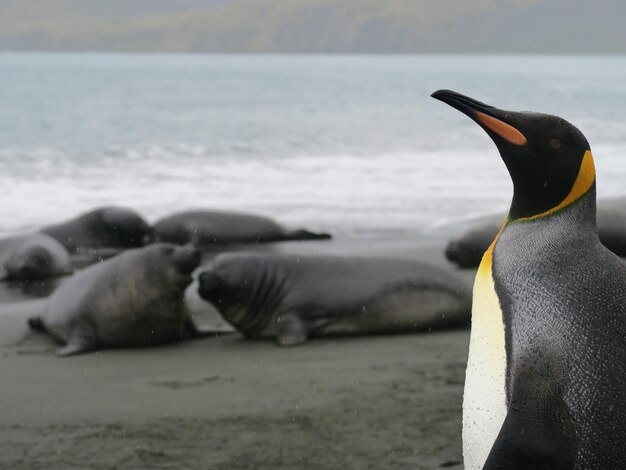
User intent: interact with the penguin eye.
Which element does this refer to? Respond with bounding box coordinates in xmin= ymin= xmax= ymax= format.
xmin=549 ymin=138 xmax=562 ymax=150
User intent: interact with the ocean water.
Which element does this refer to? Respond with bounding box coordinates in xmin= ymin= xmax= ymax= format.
xmin=2 ymin=53 xmax=626 ymax=238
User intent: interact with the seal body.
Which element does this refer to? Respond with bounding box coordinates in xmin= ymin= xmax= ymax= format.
xmin=445 ymin=218 xmax=502 ymax=268
xmin=0 ymin=233 xmax=72 ymax=280
xmin=29 ymin=243 xmax=200 ymax=356
xmin=152 ymin=210 xmax=331 ymax=246
xmin=595 ymin=198 xmax=626 ymax=256
xmin=197 ymin=253 xmax=471 ymax=346
xmin=41 ymin=207 xmax=151 ymax=252
xmin=446 ymin=198 xmax=626 ymax=268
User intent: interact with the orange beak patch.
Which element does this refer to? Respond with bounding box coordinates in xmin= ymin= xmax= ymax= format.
xmin=475 ymin=111 xmax=527 ymax=146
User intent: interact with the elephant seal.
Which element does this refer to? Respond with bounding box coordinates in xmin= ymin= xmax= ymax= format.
xmin=446 ymin=199 xmax=626 ymax=268
xmin=595 ymin=198 xmax=626 ymax=255
xmin=445 ymin=218 xmax=503 ymax=269
xmin=0 ymin=233 xmax=72 ymax=281
xmin=28 ymin=243 xmax=201 ymax=356
xmin=197 ymin=253 xmax=471 ymax=346
xmin=40 ymin=207 xmax=152 ymax=253
xmin=152 ymin=210 xmax=331 ymax=246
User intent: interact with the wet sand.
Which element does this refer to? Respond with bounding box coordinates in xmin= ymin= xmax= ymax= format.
xmin=0 ymin=236 xmax=473 ymax=470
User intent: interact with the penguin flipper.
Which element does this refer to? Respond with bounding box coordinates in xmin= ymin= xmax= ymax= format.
xmin=482 ymin=403 xmax=575 ymax=470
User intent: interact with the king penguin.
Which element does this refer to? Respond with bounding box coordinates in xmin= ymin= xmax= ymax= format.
xmin=431 ymin=89 xmax=626 ymax=470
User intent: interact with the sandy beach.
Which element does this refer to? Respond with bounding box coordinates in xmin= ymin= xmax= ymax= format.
xmin=0 ymin=236 xmax=473 ymax=470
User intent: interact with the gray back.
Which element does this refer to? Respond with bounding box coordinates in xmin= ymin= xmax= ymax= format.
xmin=493 ymin=190 xmax=626 ymax=467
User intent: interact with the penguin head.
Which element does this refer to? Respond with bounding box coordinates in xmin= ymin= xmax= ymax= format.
xmin=431 ymin=89 xmax=595 ymax=220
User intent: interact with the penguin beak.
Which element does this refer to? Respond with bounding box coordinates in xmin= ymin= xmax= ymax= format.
xmin=431 ymin=89 xmax=527 ymax=146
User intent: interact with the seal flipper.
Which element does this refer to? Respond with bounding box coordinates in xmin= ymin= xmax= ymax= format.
xmin=286 ymin=229 xmax=332 ymax=241
xmin=56 ymin=322 xmax=97 ymax=357
xmin=276 ymin=314 xmax=309 ymax=347
xmin=28 ymin=317 xmax=46 ymax=333
xmin=482 ymin=394 xmax=575 ymax=470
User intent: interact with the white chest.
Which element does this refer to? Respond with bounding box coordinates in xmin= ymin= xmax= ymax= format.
xmin=462 ymin=258 xmax=508 ymax=470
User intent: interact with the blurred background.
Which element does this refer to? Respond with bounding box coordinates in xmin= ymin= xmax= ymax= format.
xmin=2 ymin=0 xmax=626 ymax=239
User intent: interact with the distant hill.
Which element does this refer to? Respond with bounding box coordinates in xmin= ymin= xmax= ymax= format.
xmin=1 ymin=0 xmax=625 ymax=53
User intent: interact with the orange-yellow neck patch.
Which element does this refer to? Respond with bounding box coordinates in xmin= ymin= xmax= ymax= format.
xmin=478 ymin=220 xmax=508 ymax=277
